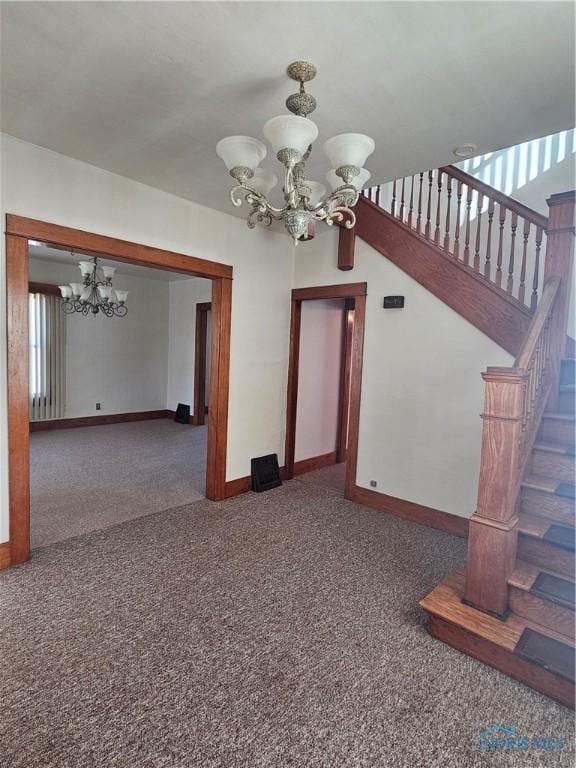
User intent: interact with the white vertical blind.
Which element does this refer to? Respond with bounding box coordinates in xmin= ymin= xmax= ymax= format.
xmin=29 ymin=292 xmax=66 ymax=421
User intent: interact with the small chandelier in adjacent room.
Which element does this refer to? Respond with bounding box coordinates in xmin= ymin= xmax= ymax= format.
xmin=58 ymin=255 xmax=129 ymax=317
xmin=216 ymin=60 xmax=375 ymax=243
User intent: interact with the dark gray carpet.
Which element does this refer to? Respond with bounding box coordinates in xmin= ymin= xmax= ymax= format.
xmin=31 ymin=420 xmax=207 ymax=548
xmin=1 ymin=480 xmax=573 ymax=767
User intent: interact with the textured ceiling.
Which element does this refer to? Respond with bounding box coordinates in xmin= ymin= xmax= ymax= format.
xmin=2 ymin=1 xmax=574 ymax=216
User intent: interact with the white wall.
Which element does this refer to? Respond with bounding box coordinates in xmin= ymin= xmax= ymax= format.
xmin=29 ymin=257 xmax=169 ymax=418
xmin=294 ymin=230 xmax=513 ymax=519
xmin=0 ymin=134 xmax=294 ymax=542
xmin=166 ymin=277 xmax=212 ymax=414
xmin=294 ymin=299 xmax=344 ymax=462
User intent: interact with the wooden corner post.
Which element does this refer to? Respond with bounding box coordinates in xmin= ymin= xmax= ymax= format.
xmin=543 ymin=191 xmax=575 ymax=408
xmin=464 ymin=367 xmax=527 ymax=618
xmin=338 ymin=225 xmax=356 ymax=271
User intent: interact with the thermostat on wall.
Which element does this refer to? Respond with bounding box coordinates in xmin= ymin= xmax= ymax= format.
xmin=383 ymin=296 xmax=405 ymax=309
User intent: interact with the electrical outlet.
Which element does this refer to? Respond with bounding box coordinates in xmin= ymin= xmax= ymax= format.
xmin=96 ymin=402 xmax=101 ymax=411
xmin=370 ymin=480 xmax=377 ymax=488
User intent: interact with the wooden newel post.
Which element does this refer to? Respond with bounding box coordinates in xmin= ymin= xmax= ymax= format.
xmin=543 ymin=191 xmax=575 ymax=408
xmin=464 ymin=367 xmax=528 ymax=618
xmin=338 ymin=225 xmax=356 ymax=271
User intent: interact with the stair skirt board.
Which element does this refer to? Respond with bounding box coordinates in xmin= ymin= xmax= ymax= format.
xmin=531 ymin=573 xmax=576 ymax=611
xmin=515 ymin=628 xmax=575 ymax=683
xmin=425 ymin=614 xmax=575 ymax=709
xmin=543 ymin=524 xmax=576 ymax=552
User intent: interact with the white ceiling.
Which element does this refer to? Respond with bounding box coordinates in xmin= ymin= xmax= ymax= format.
xmin=2 ymin=1 xmax=574 ymax=216
xmin=28 ymin=241 xmax=195 ymax=282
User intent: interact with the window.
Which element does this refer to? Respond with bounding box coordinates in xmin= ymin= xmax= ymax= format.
xmin=29 ymin=291 xmax=66 ymax=420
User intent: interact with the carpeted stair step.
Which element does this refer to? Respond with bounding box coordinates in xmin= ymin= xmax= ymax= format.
xmin=560 ymin=358 xmax=576 ymax=386
xmin=539 ymin=412 xmax=575 ymax=444
xmin=559 ymin=384 xmax=576 ymax=415
xmin=419 ymin=570 xmax=575 ymax=708
xmin=530 ymin=442 xmax=576 ymax=483
xmin=508 ymin=561 xmax=575 ymax=641
xmin=517 ymin=512 xmax=575 ymax=577
xmin=521 ymin=475 xmax=576 ymax=525
xmin=515 ymin=628 xmax=575 ymax=683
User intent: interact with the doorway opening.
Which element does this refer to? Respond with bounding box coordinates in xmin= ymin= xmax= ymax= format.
xmin=193 ymin=302 xmax=211 ymax=426
xmin=284 ymin=283 xmax=367 ymax=498
xmin=6 ymin=215 xmax=232 ymax=566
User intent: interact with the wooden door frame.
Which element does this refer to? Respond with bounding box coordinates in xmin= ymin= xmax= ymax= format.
xmin=193 ymin=302 xmax=211 ymax=426
xmin=336 ymin=299 xmax=355 ymax=463
xmin=5 ymin=214 xmax=233 ymax=566
xmin=284 ymin=282 xmax=367 ymax=498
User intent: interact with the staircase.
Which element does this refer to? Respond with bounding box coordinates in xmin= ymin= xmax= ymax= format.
xmin=342 ymin=163 xmax=575 ymax=707
xmin=420 ymin=354 xmax=575 ymax=708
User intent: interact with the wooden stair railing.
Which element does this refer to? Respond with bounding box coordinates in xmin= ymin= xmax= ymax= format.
xmin=464 ymin=279 xmax=560 ymax=617
xmin=464 ymin=189 xmax=575 ymax=619
xmin=361 ymin=165 xmax=548 ymax=311
xmin=351 ymin=195 xmax=534 ymax=355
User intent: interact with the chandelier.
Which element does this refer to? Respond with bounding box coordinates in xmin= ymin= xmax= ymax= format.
xmin=216 ymin=61 xmax=375 ymax=243
xmin=58 ymin=255 xmax=129 ymax=317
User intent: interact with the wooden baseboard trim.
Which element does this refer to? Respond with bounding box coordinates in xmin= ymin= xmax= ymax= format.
xmin=348 ymin=484 xmax=469 ymax=538
xmin=30 ymin=409 xmax=171 ymax=431
xmin=293 ymin=451 xmax=338 ymax=477
xmin=426 ymin=613 xmax=574 ymax=709
xmin=0 ymin=542 xmax=11 ymax=570
xmin=224 ymin=475 xmax=253 ymax=498
xmin=224 ymin=465 xmax=290 ymax=499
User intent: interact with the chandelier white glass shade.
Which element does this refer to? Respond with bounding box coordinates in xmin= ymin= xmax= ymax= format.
xmin=58 ymin=255 xmax=128 ymax=317
xmin=323 ymin=134 xmax=375 ymax=170
xmin=216 ymin=60 xmax=375 ymax=243
xmin=263 ymin=115 xmax=319 ymax=156
xmin=215 ymin=136 xmax=267 ymax=172
xmin=248 ymin=168 xmax=279 ymax=196
xmin=326 ymin=167 xmax=371 ymax=192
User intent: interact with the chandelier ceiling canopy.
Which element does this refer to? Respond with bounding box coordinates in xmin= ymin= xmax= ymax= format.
xmin=216 ymin=61 xmax=375 ymax=243
xmin=58 ymin=255 xmax=129 ymax=317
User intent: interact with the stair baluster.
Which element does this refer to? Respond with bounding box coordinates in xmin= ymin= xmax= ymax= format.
xmin=507 ymin=211 xmax=518 ymax=294
xmin=463 ymin=185 xmax=473 ymax=266
xmin=425 ymin=171 xmax=433 ymax=239
xmin=519 ymin=218 xmax=531 ymax=304
xmin=399 ymin=177 xmax=406 ymax=222
xmin=443 ymin=175 xmax=452 ymax=252
xmin=531 ymin=226 xmax=543 ymax=310
xmin=434 ymin=171 xmax=443 ymax=245
xmin=416 ymin=172 xmax=424 ymax=234
xmin=473 ymin=192 xmax=484 ymax=272
xmin=485 ymin=198 xmax=495 ymax=279
xmin=407 ymin=175 xmax=415 ymax=229
xmin=453 ymin=180 xmax=463 ymax=259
